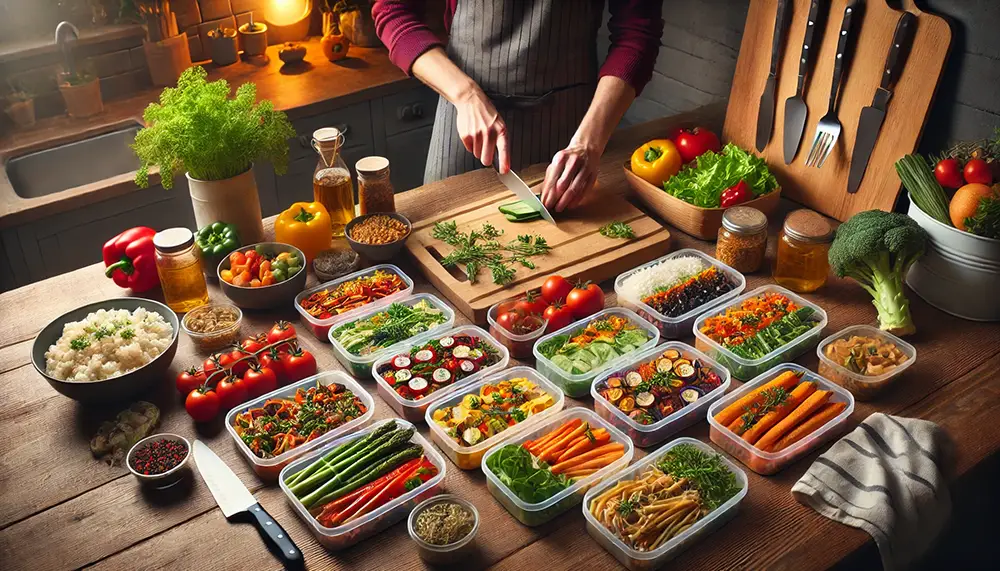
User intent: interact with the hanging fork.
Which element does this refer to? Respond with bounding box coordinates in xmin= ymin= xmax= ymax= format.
xmin=805 ymin=0 xmax=858 ymax=168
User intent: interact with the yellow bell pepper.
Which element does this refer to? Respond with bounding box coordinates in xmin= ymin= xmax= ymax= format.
xmin=631 ymin=139 xmax=682 ymax=186
xmin=274 ymin=202 xmax=332 ymax=263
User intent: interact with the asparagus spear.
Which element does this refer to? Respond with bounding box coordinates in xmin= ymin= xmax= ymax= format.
xmin=304 ymin=445 xmax=423 ymax=509
xmin=291 ymin=427 xmax=414 ymax=497
xmin=285 ymin=421 xmax=396 ymax=487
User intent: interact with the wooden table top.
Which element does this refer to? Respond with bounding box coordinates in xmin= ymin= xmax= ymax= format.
xmin=1 ymin=111 xmax=997 ymax=571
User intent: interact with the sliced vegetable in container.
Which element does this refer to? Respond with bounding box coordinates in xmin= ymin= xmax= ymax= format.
xmin=299 ymin=269 xmax=409 ymax=320
xmin=537 ymin=314 xmax=651 ymax=377
xmin=698 ymin=291 xmax=818 ymax=360
xmin=331 ymin=299 xmax=449 ymax=356
xmin=430 ymin=377 xmax=555 ymax=447
xmin=375 ymin=332 xmax=504 ymax=402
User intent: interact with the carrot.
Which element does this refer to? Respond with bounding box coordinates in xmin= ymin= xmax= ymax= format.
xmin=550 ymin=442 xmax=625 ymax=473
xmin=713 ymin=371 xmax=802 ymax=426
xmin=741 ymin=382 xmax=816 ymax=445
xmin=756 ymin=390 xmax=832 ymax=452
xmin=538 ymin=422 xmax=590 ymax=462
xmin=562 ymin=468 xmax=598 ymax=479
xmin=772 ymin=402 xmax=848 ymax=451
xmin=727 ymin=417 xmax=744 ymax=434
xmin=525 ymin=419 xmax=580 ymax=454
xmin=551 ymin=451 xmax=623 ymax=475
xmin=556 ymin=431 xmax=611 ymax=463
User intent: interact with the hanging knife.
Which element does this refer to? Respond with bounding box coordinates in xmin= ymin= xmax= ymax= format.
xmin=756 ymin=0 xmax=792 ymax=152
xmin=783 ymin=0 xmax=825 ymax=164
xmin=193 ymin=441 xmax=304 ymax=569
xmin=847 ymin=11 xmax=917 ymax=194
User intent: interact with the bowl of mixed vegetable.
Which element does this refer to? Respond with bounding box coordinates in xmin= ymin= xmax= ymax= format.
xmin=294 ymin=264 xmax=414 ymax=340
xmin=592 ymin=342 xmax=731 ymax=448
xmin=225 ymin=371 xmax=375 ymax=481
xmin=218 ymin=243 xmax=307 ymax=309
xmin=425 ymin=366 xmax=564 ymax=469
xmin=328 ymin=294 xmax=455 ymax=378
xmin=692 ymin=285 xmax=827 ymax=380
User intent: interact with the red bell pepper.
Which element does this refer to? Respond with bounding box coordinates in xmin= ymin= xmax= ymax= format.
xmin=102 ymin=227 xmax=159 ymax=292
xmin=720 ymin=180 xmax=753 ymax=208
xmin=315 ymin=457 xmax=423 ymax=527
xmin=342 ymin=459 xmax=437 ymax=524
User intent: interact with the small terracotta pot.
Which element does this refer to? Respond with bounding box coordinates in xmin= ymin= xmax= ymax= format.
xmin=144 ymin=32 xmax=192 ymax=86
xmin=5 ymin=99 xmax=35 ymax=127
xmin=208 ymin=28 xmax=239 ymax=66
xmin=59 ymin=78 xmax=103 ymax=118
xmin=238 ymin=23 xmax=268 ymax=57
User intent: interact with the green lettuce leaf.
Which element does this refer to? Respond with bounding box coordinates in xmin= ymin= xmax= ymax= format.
xmin=662 ymin=143 xmax=778 ymax=208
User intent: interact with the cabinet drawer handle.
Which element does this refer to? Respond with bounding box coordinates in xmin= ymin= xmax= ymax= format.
xmin=396 ymin=103 xmax=425 ymax=121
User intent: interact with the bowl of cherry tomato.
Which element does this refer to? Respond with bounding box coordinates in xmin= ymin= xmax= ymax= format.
xmin=218 ymin=243 xmax=308 ymax=309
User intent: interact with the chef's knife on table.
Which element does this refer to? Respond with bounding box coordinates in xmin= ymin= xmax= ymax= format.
xmin=193 ymin=440 xmax=303 ymax=569
xmin=783 ymin=0 xmax=825 ymax=164
xmin=756 ymin=0 xmax=792 ymax=152
xmin=847 ymin=11 xmax=917 ymax=194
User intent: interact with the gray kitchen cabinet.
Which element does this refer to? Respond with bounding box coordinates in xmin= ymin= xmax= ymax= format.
xmin=276 ymin=143 xmax=374 ymax=205
xmin=385 ymin=125 xmax=433 ymax=192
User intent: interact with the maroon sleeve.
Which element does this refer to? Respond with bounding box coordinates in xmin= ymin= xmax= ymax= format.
xmin=599 ymin=0 xmax=664 ymax=96
xmin=372 ymin=0 xmax=447 ymax=75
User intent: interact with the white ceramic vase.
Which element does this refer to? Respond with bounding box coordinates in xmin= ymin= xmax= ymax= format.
xmin=187 ymin=167 xmax=265 ymax=245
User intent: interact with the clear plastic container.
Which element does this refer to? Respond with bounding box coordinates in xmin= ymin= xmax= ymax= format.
xmin=224 ymin=371 xmax=375 ymax=482
xmin=425 ymin=366 xmax=566 ymax=470
xmin=532 ymin=307 xmax=660 ymax=398
xmin=591 ymin=342 xmax=731 ymax=448
xmin=180 ymin=302 xmax=242 ymax=352
xmin=614 ymin=249 xmax=746 ymax=339
xmin=372 ymin=325 xmax=510 ymax=423
xmin=692 ymin=285 xmax=828 ymax=380
xmin=407 ymin=494 xmax=479 ymax=565
xmin=481 ymin=407 xmax=634 ymax=527
xmin=328 ymin=293 xmax=456 ymax=379
xmin=582 ymin=437 xmax=748 ymax=571
xmin=278 ymin=418 xmax=446 ymax=550
xmin=294 ymin=263 xmax=414 ymax=340
xmin=816 ymin=325 xmax=916 ymax=401
xmin=487 ymin=299 xmax=549 ymax=359
xmin=707 ymin=363 xmax=855 ymax=475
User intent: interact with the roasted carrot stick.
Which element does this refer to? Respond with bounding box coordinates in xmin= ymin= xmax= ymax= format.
xmin=549 ymin=442 xmax=625 ymax=473
xmin=538 ymin=422 xmax=589 ymax=462
xmin=525 ymin=419 xmax=580 ymax=454
xmin=756 ymin=390 xmax=832 ymax=452
xmin=556 ymin=431 xmax=612 ymax=463
xmin=562 ymin=468 xmax=598 ymax=479
xmin=772 ymin=402 xmax=848 ymax=451
xmin=552 ymin=451 xmax=623 ymax=474
xmin=713 ymin=371 xmax=802 ymax=426
xmin=742 ymin=382 xmax=816 ymax=445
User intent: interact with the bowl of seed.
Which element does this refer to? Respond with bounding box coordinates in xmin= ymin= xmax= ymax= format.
xmin=126 ymin=433 xmax=192 ymax=490
xmin=344 ymin=212 xmax=411 ymax=262
xmin=407 ymin=494 xmax=479 ymax=565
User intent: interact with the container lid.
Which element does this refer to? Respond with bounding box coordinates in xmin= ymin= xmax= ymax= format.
xmin=153 ymin=228 xmax=194 ymax=253
xmin=721 ymin=206 xmax=768 ymax=235
xmin=356 ymin=156 xmax=390 ymax=176
xmin=783 ymin=209 xmax=834 ymax=243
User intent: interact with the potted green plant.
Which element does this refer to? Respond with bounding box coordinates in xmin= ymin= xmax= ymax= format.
xmin=4 ymin=82 xmax=35 ymax=128
xmin=58 ymin=67 xmax=103 ymax=118
xmin=132 ymin=66 xmax=296 ymax=244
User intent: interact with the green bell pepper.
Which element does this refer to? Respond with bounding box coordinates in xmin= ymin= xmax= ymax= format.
xmin=195 ymin=221 xmax=241 ymax=259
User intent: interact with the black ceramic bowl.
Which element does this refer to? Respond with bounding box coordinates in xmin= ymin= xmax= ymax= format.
xmin=31 ymin=297 xmax=180 ymax=403
xmin=218 ymin=242 xmax=308 ymax=309
xmin=344 ymin=212 xmax=412 ymax=262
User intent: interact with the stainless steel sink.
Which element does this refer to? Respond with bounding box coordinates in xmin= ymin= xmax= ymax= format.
xmin=6 ymin=124 xmax=142 ymax=198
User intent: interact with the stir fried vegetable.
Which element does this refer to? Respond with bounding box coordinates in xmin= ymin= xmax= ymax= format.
xmin=299 ymin=270 xmax=407 ymax=320
xmin=699 ymin=293 xmax=817 ymax=359
xmin=332 ymin=300 xmax=448 ymax=356
xmin=431 ymin=378 xmax=555 ymax=446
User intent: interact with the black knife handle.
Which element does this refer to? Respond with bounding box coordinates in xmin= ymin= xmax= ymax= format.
xmin=827 ymin=0 xmax=858 ymax=112
xmin=881 ymin=12 xmax=917 ymax=92
xmin=768 ymin=0 xmax=792 ymax=76
xmin=245 ymin=502 xmax=303 ymax=569
xmin=795 ymin=0 xmax=824 ymax=95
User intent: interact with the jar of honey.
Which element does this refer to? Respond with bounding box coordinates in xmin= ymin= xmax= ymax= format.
xmin=773 ymin=209 xmax=834 ymax=292
xmin=154 ymin=228 xmax=209 ymax=313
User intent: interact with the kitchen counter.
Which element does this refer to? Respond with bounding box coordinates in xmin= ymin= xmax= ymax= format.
xmin=0 ymin=110 xmax=997 ymax=571
xmin=0 ymin=39 xmax=419 ymax=228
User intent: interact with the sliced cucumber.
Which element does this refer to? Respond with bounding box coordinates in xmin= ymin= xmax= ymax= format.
xmin=499 ymin=200 xmax=542 ymax=222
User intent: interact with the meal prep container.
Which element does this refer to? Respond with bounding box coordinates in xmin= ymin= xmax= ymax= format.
xmin=487 ymin=299 xmax=549 ymax=359
xmin=407 ymin=494 xmax=480 ymax=565
xmin=692 ymin=285 xmax=828 ymax=380
xmin=591 ymin=342 xmax=731 ymax=448
xmin=815 ymin=325 xmax=916 ymax=401
xmin=225 ymin=371 xmax=375 ymax=482
xmin=372 ymin=325 xmax=510 ymax=423
xmin=614 ymin=249 xmax=746 ymax=339
xmin=707 ymin=363 xmax=854 ymax=475
xmin=181 ymin=302 xmax=243 ymax=352
xmin=294 ymin=264 xmax=414 ymax=341
xmin=425 ymin=366 xmax=566 ymax=470
xmin=279 ymin=418 xmax=446 ymax=551
xmin=582 ymin=437 xmax=748 ymax=571
xmin=481 ymin=407 xmax=634 ymax=527
xmin=533 ymin=307 xmax=660 ymax=398
xmin=328 ymin=293 xmax=456 ymax=379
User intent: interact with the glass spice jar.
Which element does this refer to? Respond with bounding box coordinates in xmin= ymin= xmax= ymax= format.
xmin=773 ymin=209 xmax=834 ymax=292
xmin=716 ymin=206 xmax=768 ymax=273
xmin=356 ymin=156 xmax=395 ymax=214
xmin=153 ymin=228 xmax=209 ymax=313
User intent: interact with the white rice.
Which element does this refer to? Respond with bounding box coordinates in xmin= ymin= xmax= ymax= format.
xmin=618 ymin=256 xmax=707 ymax=301
xmin=45 ymin=307 xmax=174 ymax=382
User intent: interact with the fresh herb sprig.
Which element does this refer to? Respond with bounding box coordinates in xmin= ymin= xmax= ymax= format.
xmin=431 ymin=221 xmax=551 ymax=285
xmin=737 ymin=386 xmax=788 ymax=434
xmin=964 ymin=194 xmax=1000 ymax=239
xmin=656 ymin=444 xmax=741 ymax=510
xmin=599 ymin=221 xmax=635 ymax=240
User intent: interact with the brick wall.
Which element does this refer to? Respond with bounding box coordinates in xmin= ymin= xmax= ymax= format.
xmin=172 ymin=0 xmax=271 ymax=63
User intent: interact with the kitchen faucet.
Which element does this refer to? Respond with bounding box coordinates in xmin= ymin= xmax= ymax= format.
xmin=55 ymin=21 xmax=81 ymax=77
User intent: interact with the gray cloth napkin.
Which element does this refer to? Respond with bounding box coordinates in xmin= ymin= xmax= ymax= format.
xmin=791 ymin=413 xmax=950 ymax=571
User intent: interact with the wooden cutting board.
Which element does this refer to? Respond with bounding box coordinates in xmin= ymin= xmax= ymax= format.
xmin=723 ymin=0 xmax=950 ymax=221
xmin=405 ymin=174 xmax=672 ymax=322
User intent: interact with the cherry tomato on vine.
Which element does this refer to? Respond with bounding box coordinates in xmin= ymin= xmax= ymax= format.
xmin=215 ymin=375 xmax=249 ymax=411
xmin=240 ymin=333 xmax=268 ymax=354
xmin=267 ymin=320 xmax=297 ymax=348
xmin=225 ymin=346 xmax=254 ymax=377
xmin=281 ymin=345 xmax=317 ymax=383
xmin=176 ymin=366 xmax=206 ymax=396
xmin=185 ymin=388 xmax=221 ymax=422
xmin=260 ymin=347 xmax=289 ymax=385
xmin=243 ymin=362 xmax=278 ymax=398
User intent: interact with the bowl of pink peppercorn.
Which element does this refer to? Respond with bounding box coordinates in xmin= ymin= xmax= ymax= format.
xmin=127 ymin=433 xmax=191 ymax=489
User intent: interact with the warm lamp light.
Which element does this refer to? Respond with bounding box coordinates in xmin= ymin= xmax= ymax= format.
xmin=268 ymin=0 xmax=310 ymax=27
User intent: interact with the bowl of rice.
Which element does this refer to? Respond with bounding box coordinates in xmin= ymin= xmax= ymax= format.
xmin=31 ymin=298 xmax=179 ymax=403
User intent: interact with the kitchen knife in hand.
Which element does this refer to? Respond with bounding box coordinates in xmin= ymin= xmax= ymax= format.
xmin=497 ymin=168 xmax=557 ymax=226
xmin=783 ymin=0 xmax=825 ymax=164
xmin=847 ymin=12 xmax=917 ymax=194
xmin=756 ymin=0 xmax=792 ymax=152
xmin=193 ymin=440 xmax=303 ymax=569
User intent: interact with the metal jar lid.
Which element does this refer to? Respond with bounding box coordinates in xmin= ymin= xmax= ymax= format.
xmin=356 ymin=156 xmax=390 ymax=177
xmin=783 ymin=209 xmax=834 ymax=243
xmin=721 ymin=206 xmax=768 ymax=235
xmin=153 ymin=227 xmax=194 ymax=253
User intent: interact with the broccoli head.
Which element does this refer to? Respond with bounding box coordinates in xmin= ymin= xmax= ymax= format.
xmin=828 ymin=210 xmax=928 ymax=336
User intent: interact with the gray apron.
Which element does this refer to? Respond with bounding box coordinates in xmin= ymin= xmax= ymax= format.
xmin=424 ymin=0 xmax=602 ymax=183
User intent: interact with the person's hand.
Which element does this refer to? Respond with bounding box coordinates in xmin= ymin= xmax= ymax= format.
xmin=541 ymin=141 xmax=600 ymax=212
xmin=454 ymin=87 xmax=510 ymax=173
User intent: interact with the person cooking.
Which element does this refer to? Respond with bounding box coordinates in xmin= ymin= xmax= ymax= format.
xmin=372 ymin=0 xmax=663 ymax=212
